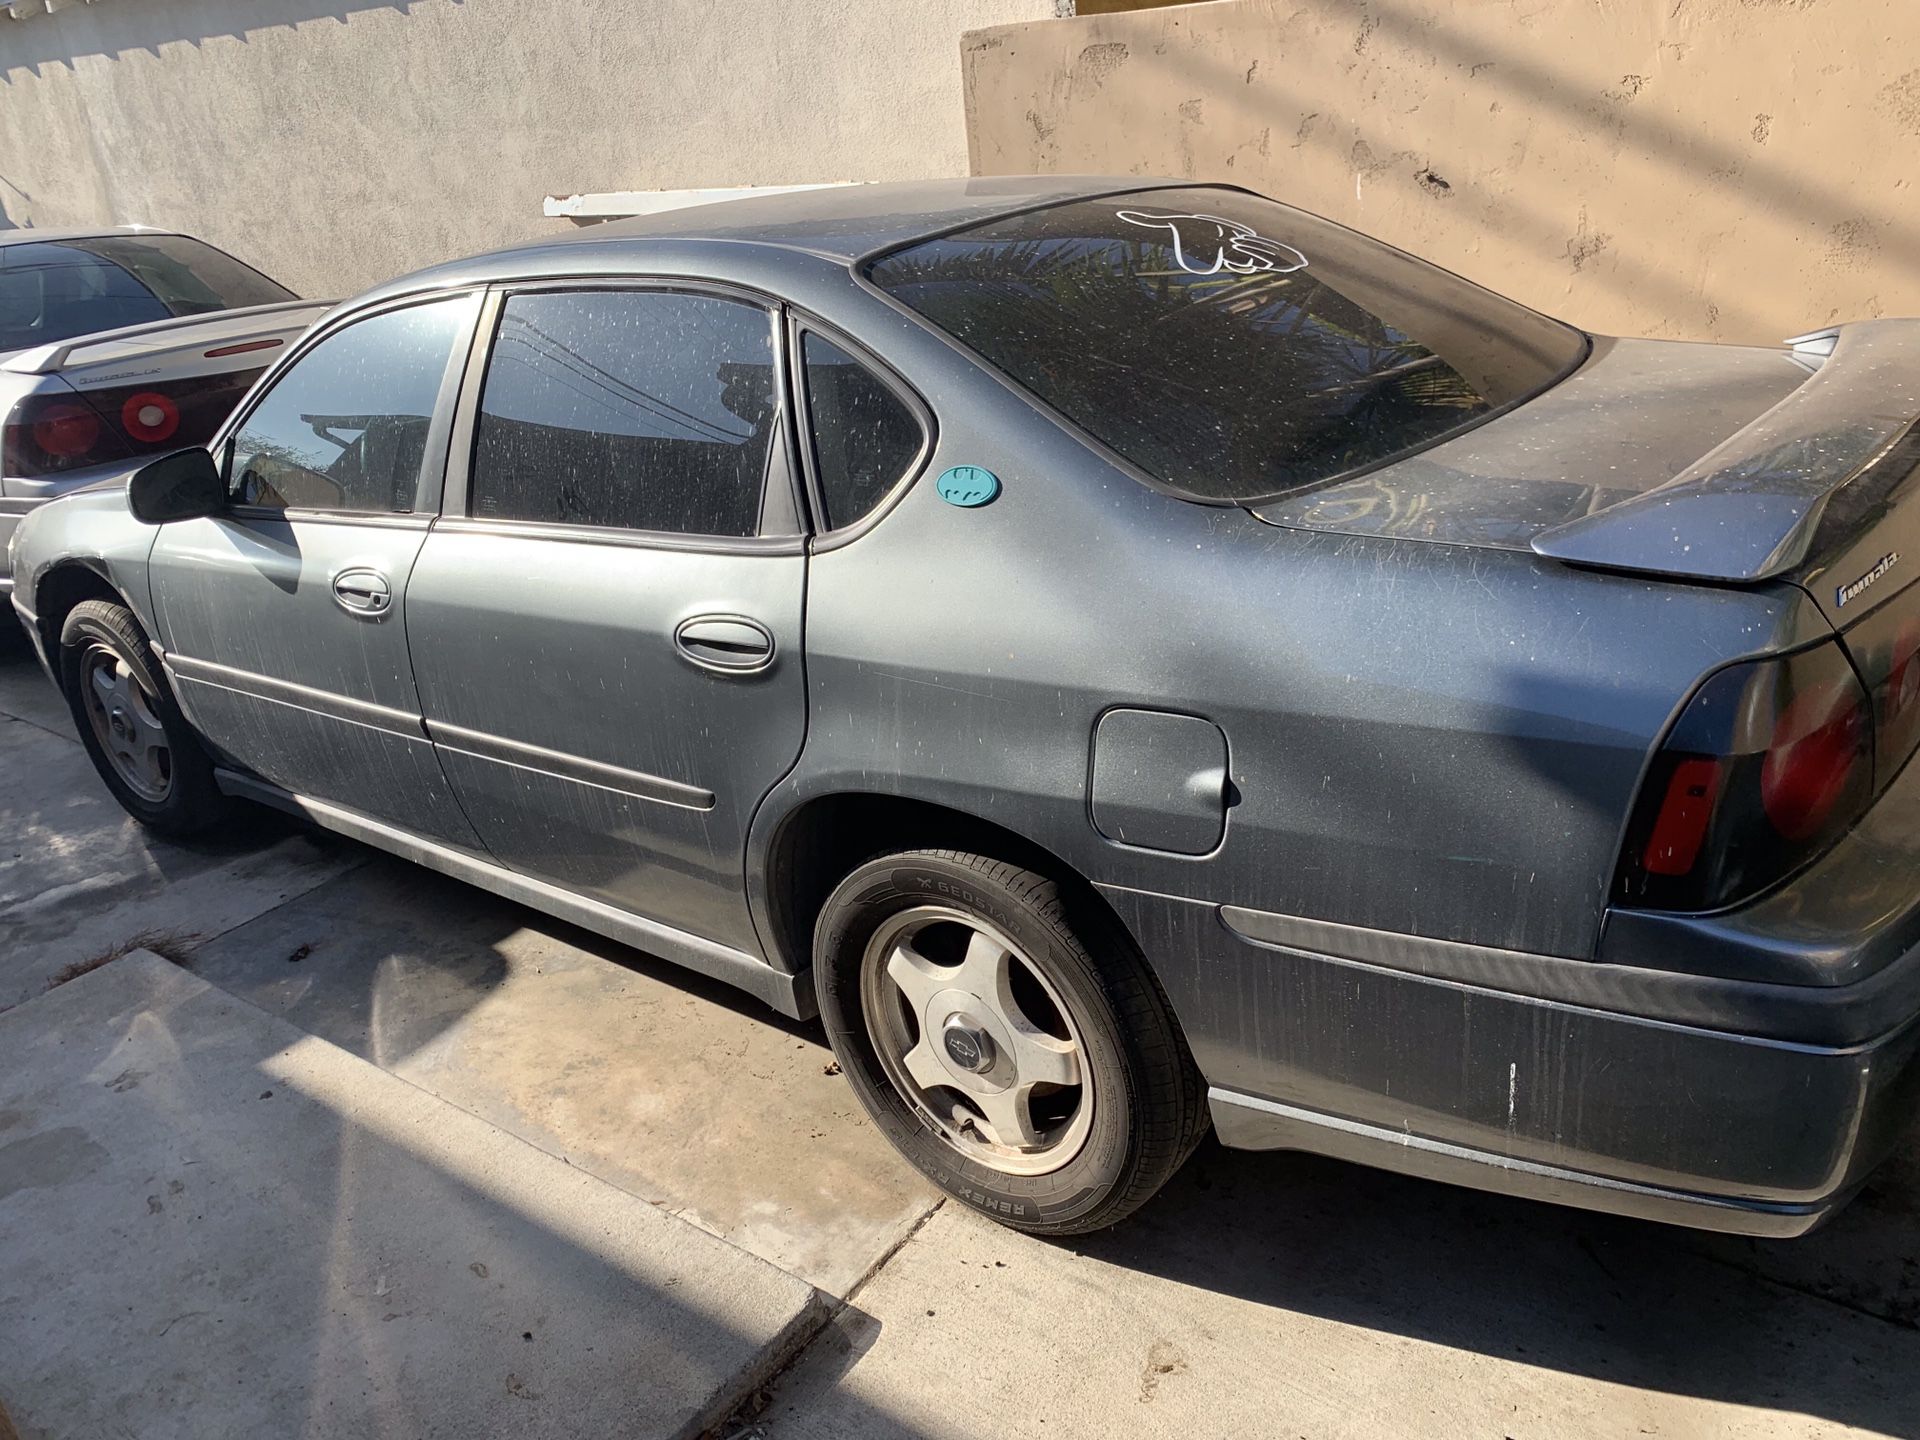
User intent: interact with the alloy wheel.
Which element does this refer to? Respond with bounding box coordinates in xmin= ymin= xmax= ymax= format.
xmin=860 ymin=904 xmax=1093 ymax=1177
xmin=79 ymin=642 xmax=172 ymax=803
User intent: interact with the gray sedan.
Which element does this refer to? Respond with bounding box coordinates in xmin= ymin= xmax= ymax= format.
xmin=11 ymin=178 xmax=1920 ymax=1237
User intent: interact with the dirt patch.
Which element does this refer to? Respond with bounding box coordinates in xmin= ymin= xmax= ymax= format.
xmin=45 ymin=929 xmax=199 ymax=992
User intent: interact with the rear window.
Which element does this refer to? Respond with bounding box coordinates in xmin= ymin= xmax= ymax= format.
xmin=867 ymin=188 xmax=1587 ymax=504
xmin=0 ymin=234 xmax=294 ymax=353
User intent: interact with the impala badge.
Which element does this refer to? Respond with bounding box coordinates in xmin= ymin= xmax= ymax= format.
xmin=1837 ymin=553 xmax=1900 ymax=608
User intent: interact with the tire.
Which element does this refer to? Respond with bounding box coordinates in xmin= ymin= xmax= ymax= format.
xmin=59 ymin=598 xmax=226 ymax=837
xmin=815 ymin=849 xmax=1208 ymax=1235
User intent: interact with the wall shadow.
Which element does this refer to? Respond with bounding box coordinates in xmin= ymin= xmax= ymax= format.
xmin=0 ymin=0 xmax=456 ymax=76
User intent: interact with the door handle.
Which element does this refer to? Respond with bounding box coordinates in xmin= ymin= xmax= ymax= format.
xmin=332 ymin=567 xmax=392 ymax=618
xmin=674 ymin=615 xmax=775 ymax=673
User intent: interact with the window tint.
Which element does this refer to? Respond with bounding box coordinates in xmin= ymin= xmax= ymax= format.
xmin=228 ymin=297 xmax=468 ymax=513
xmin=0 ymin=235 xmax=295 ymax=352
xmin=868 ymin=188 xmax=1587 ymax=504
xmin=470 ymin=291 xmax=779 ymax=537
xmin=802 ymin=334 xmax=923 ymax=528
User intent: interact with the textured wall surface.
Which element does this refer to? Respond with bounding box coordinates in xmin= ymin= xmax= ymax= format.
xmin=0 ymin=0 xmax=1053 ymax=297
xmin=963 ymin=0 xmax=1920 ymax=344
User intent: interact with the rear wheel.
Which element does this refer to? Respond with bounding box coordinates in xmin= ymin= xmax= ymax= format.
xmin=816 ymin=849 xmax=1208 ymax=1234
xmin=59 ymin=599 xmax=226 ymax=837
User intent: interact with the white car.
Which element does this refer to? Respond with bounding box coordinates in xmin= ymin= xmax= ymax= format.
xmin=1 ymin=226 xmax=329 ymax=598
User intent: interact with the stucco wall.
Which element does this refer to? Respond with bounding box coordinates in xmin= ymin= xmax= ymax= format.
xmin=0 ymin=0 xmax=1054 ymax=298
xmin=963 ymin=0 xmax=1920 ymax=345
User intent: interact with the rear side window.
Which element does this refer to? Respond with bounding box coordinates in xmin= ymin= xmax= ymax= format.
xmin=801 ymin=334 xmax=924 ymax=528
xmin=228 ymin=297 xmax=469 ymax=514
xmin=470 ymin=290 xmax=779 ymax=537
xmin=0 ymin=235 xmax=294 ymax=352
xmin=868 ymin=187 xmax=1587 ymax=504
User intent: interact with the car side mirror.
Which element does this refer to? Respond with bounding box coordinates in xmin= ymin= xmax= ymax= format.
xmin=128 ymin=447 xmax=225 ymax=525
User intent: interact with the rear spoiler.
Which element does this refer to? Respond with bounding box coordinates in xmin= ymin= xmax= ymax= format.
xmin=0 ymin=298 xmax=332 ymax=377
xmin=1531 ymin=319 xmax=1920 ymax=583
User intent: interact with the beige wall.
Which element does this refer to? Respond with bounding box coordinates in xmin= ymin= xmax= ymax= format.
xmin=963 ymin=0 xmax=1920 ymax=345
xmin=0 ymin=0 xmax=1054 ymax=298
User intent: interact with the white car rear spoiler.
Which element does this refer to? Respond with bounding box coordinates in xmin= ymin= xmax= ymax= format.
xmin=0 ymin=298 xmax=332 ymax=376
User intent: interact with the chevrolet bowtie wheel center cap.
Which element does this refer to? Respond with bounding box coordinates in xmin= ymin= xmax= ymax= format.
xmin=941 ymin=1015 xmax=997 ymax=1075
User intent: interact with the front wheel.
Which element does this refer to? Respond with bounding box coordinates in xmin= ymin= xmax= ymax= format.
xmin=60 ymin=598 xmax=227 ymax=837
xmin=815 ymin=849 xmax=1208 ymax=1234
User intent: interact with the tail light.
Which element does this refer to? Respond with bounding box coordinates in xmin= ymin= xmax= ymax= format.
xmin=1834 ymin=599 xmax=1920 ymax=791
xmin=1616 ymin=639 xmax=1874 ymax=911
xmin=4 ymin=392 xmax=132 ymax=477
xmin=2 ymin=369 xmax=265 ymax=480
xmin=121 ymin=391 xmax=182 ymax=444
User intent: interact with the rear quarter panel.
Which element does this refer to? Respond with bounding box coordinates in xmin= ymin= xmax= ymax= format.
xmin=770 ymin=319 xmax=1833 ymax=961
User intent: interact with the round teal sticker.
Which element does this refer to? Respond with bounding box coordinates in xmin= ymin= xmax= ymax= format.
xmin=936 ymin=465 xmax=1000 ymax=508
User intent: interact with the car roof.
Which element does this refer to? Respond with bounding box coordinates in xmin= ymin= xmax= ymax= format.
xmin=0 ymin=225 xmax=179 ymax=248
xmin=541 ymin=176 xmax=1186 ymax=259
xmin=370 ymin=176 xmax=1200 ymax=301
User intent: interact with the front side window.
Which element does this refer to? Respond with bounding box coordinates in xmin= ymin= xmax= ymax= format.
xmin=868 ymin=187 xmax=1587 ymax=504
xmin=228 ymin=296 xmax=469 ymax=513
xmin=469 ymin=290 xmax=779 ymax=537
xmin=0 ymin=235 xmax=295 ymax=353
xmin=801 ymin=334 xmax=924 ymax=529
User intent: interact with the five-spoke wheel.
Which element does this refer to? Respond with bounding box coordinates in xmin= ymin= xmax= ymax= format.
xmin=78 ymin=641 xmax=173 ymax=802
xmin=59 ymin=598 xmax=225 ymax=837
xmin=862 ymin=905 xmax=1092 ymax=1175
xmin=817 ymin=849 xmax=1209 ymax=1234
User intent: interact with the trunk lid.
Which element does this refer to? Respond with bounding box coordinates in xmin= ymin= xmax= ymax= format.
xmin=1255 ymin=332 xmax=1809 ymax=554
xmin=1258 ymin=318 xmax=1920 ymax=627
xmin=1529 ymin=320 xmax=1920 ymax=602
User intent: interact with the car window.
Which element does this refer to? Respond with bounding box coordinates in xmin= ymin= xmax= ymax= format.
xmin=469 ymin=290 xmax=778 ymax=537
xmin=801 ymin=334 xmax=923 ymax=529
xmin=867 ymin=187 xmax=1588 ymax=505
xmin=227 ymin=297 xmax=469 ymax=514
xmin=0 ymin=235 xmax=295 ymax=352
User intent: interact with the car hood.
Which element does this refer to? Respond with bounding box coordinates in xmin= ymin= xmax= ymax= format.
xmin=1253 ymin=334 xmax=1809 ymax=553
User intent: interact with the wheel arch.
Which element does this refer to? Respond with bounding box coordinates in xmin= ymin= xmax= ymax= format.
xmin=754 ymin=789 xmax=1146 ymax=984
xmin=31 ymin=558 xmax=123 ymax=658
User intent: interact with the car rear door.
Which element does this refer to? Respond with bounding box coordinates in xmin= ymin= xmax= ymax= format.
xmin=403 ymin=284 xmax=809 ymax=958
xmin=146 ymin=290 xmax=485 ymax=847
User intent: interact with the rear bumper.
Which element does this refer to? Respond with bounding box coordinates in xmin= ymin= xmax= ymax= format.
xmin=1103 ymin=846 xmax=1920 ymax=1236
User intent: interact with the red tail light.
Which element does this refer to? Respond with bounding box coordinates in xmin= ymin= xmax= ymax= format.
xmin=31 ymin=402 xmax=104 ymax=458
xmin=1617 ymin=640 xmax=1874 ymax=911
xmin=1641 ymin=758 xmax=1723 ymax=876
xmin=1759 ymin=677 xmax=1871 ymax=840
xmin=1834 ymin=600 xmax=1920 ymax=792
xmin=3 ymin=392 xmax=132 ymax=477
xmin=120 ymin=391 xmax=182 ymax=444
xmin=2 ymin=368 xmax=266 ymax=480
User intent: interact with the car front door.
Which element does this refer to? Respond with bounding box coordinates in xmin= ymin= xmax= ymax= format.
xmin=403 ymin=284 xmax=809 ymax=957
xmin=146 ymin=290 xmax=485 ymax=847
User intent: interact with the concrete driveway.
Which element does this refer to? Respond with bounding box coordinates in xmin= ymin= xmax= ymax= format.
xmin=3 ymin=639 xmax=1918 ymax=1439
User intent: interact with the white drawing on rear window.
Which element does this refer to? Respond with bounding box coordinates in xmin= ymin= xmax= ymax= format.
xmin=1114 ymin=210 xmax=1309 ymax=277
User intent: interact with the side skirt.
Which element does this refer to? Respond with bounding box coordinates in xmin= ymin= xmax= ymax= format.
xmin=216 ymin=768 xmax=817 ymax=1021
